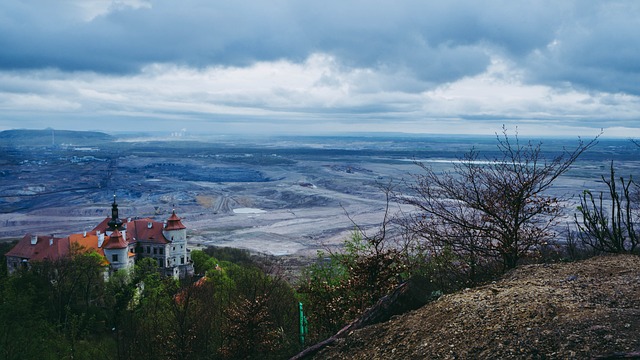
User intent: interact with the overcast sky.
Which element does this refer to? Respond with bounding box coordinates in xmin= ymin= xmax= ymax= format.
xmin=0 ymin=0 xmax=638 ymax=137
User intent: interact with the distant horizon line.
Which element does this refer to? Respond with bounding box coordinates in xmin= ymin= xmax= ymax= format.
xmin=1 ymin=127 xmax=622 ymax=140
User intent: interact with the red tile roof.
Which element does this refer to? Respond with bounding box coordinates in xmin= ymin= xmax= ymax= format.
xmin=92 ymin=217 xmax=113 ymax=233
xmin=103 ymin=229 xmax=128 ymax=249
xmin=165 ymin=211 xmax=186 ymax=231
xmin=5 ymin=234 xmax=70 ymax=261
xmin=126 ymin=218 xmax=169 ymax=244
xmin=94 ymin=216 xmax=170 ymax=244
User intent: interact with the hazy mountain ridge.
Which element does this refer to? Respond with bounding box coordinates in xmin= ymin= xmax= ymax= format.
xmin=0 ymin=129 xmax=113 ymax=146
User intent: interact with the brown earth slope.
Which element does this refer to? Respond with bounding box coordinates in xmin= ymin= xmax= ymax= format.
xmin=313 ymin=255 xmax=640 ymax=359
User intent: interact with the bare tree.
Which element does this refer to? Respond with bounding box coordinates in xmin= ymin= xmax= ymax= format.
xmin=399 ymin=127 xmax=599 ymax=271
xmin=575 ymin=161 xmax=639 ymax=254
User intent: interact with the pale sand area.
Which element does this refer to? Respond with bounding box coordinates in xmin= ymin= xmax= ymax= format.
xmin=0 ymin=147 xmax=607 ymax=258
xmin=0 ymin=158 xmax=408 ymax=259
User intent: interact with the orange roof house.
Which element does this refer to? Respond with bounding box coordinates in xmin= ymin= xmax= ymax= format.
xmin=68 ymin=232 xmax=105 ymax=258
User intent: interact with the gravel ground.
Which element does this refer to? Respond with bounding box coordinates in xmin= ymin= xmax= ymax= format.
xmin=313 ymin=255 xmax=640 ymax=360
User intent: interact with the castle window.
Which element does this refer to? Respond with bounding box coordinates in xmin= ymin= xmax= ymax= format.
xmin=159 ymin=248 xmax=164 ymax=255
xmin=181 ymin=256 xmax=184 ymax=264
xmin=147 ymin=246 xmax=150 ymax=253
xmin=153 ymin=247 xmax=157 ymax=255
xmin=112 ymin=254 xmax=118 ymax=263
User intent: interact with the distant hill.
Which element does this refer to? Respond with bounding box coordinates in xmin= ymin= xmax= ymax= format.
xmin=0 ymin=129 xmax=113 ymax=146
xmin=309 ymin=255 xmax=640 ymax=359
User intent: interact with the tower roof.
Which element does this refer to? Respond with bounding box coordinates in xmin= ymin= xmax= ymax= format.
xmin=103 ymin=229 xmax=128 ymax=249
xmin=107 ymin=195 xmax=123 ymax=231
xmin=165 ymin=210 xmax=186 ymax=230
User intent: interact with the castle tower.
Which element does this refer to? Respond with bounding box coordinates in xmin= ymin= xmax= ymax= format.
xmin=164 ymin=210 xmax=186 ymax=241
xmin=103 ymin=229 xmax=131 ymax=272
xmin=163 ymin=210 xmax=190 ymax=276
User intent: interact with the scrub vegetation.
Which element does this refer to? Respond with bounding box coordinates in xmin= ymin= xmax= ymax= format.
xmin=0 ymin=246 xmax=301 ymax=360
xmin=297 ymin=130 xmax=640 ymax=355
xmin=1 ymin=130 xmax=639 ymax=359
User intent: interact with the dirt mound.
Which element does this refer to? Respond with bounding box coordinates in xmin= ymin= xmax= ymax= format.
xmin=312 ymin=255 xmax=640 ymax=359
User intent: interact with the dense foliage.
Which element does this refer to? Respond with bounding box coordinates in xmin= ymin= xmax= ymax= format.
xmin=297 ymin=231 xmax=408 ymax=341
xmin=0 ymin=246 xmax=301 ymax=360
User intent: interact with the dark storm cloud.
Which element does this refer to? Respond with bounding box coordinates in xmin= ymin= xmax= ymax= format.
xmin=524 ymin=2 xmax=640 ymax=95
xmin=0 ymin=0 xmax=639 ymax=134
xmin=5 ymin=0 xmax=640 ymax=94
xmin=4 ymin=1 xmax=625 ymax=89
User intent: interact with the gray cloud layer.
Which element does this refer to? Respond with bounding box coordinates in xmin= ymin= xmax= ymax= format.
xmin=0 ymin=1 xmax=639 ymax=136
xmin=1 ymin=1 xmax=638 ymax=95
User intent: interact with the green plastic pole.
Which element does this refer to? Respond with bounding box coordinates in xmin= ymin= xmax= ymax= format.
xmin=299 ymin=302 xmax=307 ymax=346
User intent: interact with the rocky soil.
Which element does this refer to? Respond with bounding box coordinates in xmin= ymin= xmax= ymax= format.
xmin=312 ymin=255 xmax=640 ymax=359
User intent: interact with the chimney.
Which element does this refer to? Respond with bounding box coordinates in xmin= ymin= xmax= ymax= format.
xmin=83 ymin=231 xmax=87 ymax=238
xmin=147 ymin=222 xmax=153 ymax=229
xmin=49 ymin=238 xmax=53 ymax=246
xmin=98 ymin=233 xmax=105 ymax=247
xmin=30 ymin=235 xmax=38 ymax=245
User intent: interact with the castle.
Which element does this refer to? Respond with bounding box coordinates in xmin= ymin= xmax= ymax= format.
xmin=5 ymin=197 xmax=194 ymax=278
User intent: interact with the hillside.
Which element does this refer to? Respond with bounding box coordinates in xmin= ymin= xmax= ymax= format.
xmin=0 ymin=129 xmax=113 ymax=146
xmin=311 ymin=255 xmax=640 ymax=359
